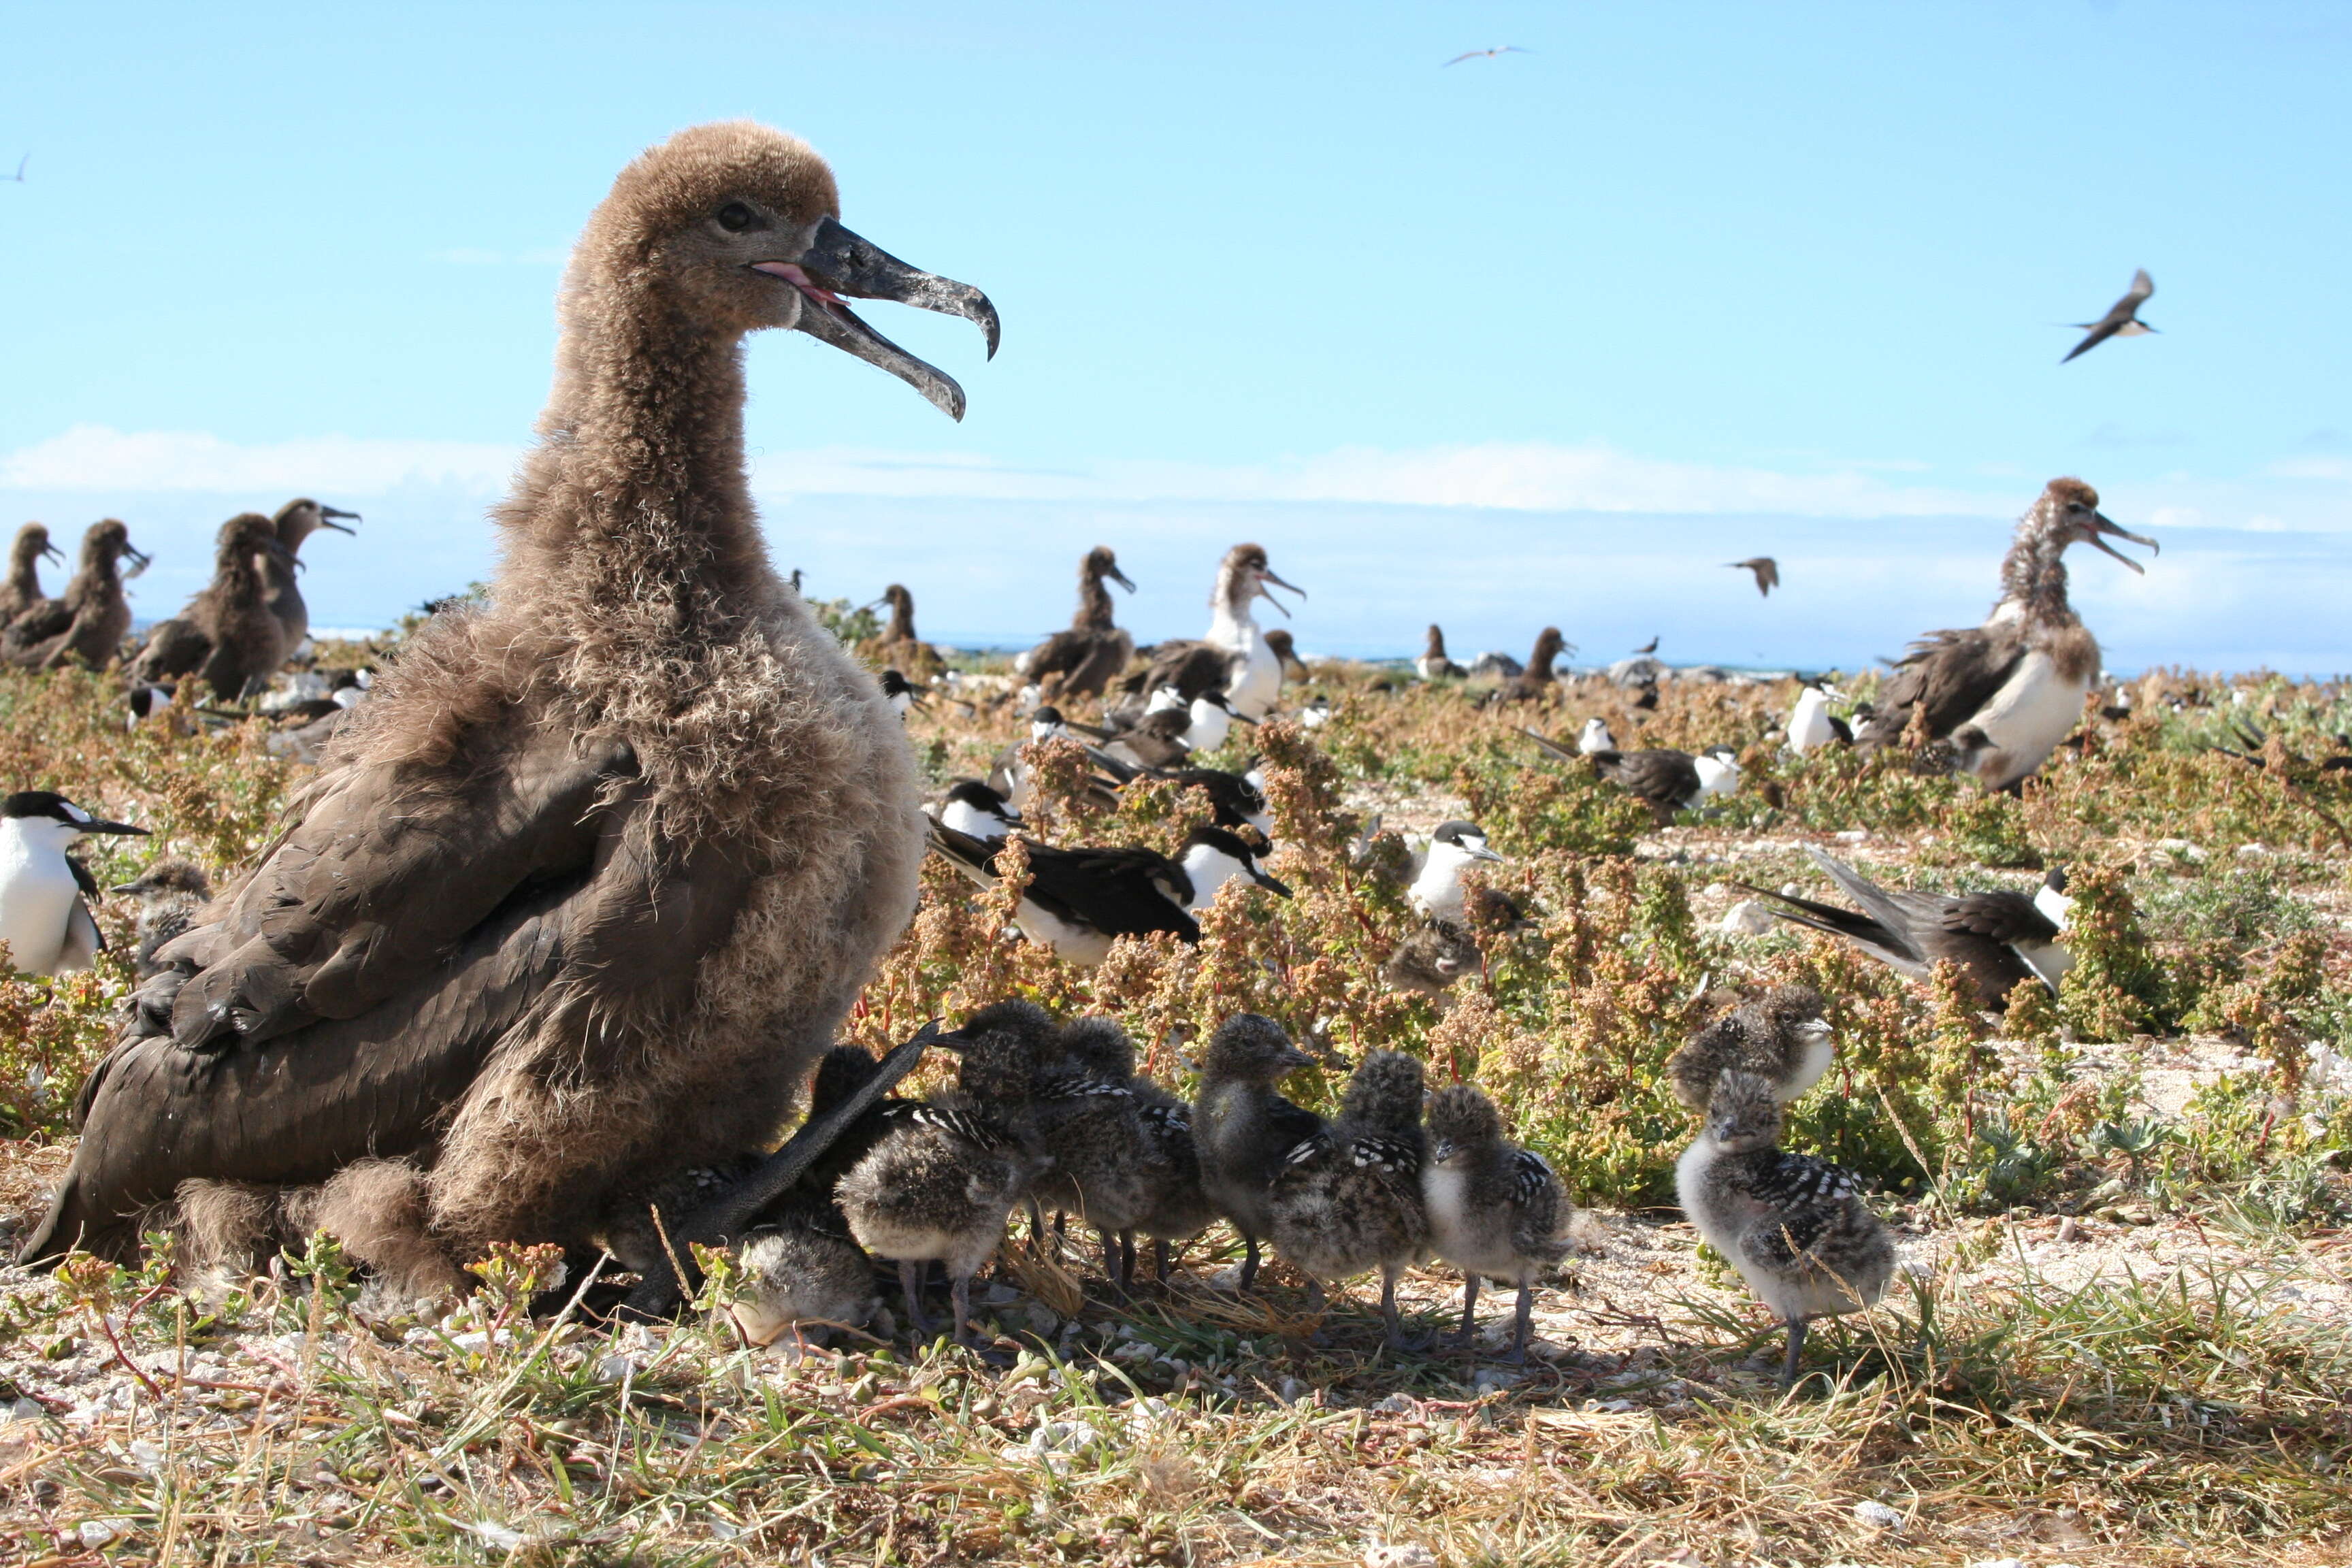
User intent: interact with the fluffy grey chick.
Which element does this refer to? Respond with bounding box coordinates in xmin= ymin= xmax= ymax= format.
xmin=1030 ymin=1012 xmax=1160 ymax=1292
xmin=108 ymin=857 xmax=212 ymax=980
xmin=1191 ymin=1013 xmax=1325 ymax=1290
xmin=1666 ymin=984 xmax=1833 ymax=1112
xmin=837 ymin=1002 xmax=1055 ymax=1346
xmin=1062 ymin=1015 xmax=1215 ymax=1282
xmin=1268 ymin=1049 xmax=1429 ymax=1347
xmin=725 ymin=1044 xmax=904 ymax=1352
xmin=1382 ymin=918 xmax=1480 ymax=996
xmin=1422 ymin=1084 xmax=1569 ymax=1362
xmin=730 ymin=1205 xmax=877 ymax=1354
xmin=1676 ymin=1068 xmax=1895 ymax=1386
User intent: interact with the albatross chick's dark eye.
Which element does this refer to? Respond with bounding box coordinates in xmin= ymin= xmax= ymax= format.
xmin=715 ymin=201 xmax=760 ymax=233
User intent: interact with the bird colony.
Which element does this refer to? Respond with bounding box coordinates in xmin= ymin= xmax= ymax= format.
xmin=0 ymin=125 xmax=2345 ymax=1565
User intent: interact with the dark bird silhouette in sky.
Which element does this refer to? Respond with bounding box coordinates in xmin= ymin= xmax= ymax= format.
xmin=2062 ymin=269 xmax=2155 ymax=363
xmin=1444 ymin=46 xmax=1531 ymax=65
xmin=1727 ymin=557 xmax=1780 ymax=597
xmin=1631 ymin=636 xmax=1659 ymax=655
xmin=3 ymin=155 xmax=26 ymax=184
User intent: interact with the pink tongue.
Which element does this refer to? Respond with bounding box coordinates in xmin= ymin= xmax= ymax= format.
xmin=751 ymin=260 xmax=844 ymax=305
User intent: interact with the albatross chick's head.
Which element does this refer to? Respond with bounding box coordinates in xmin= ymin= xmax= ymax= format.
xmin=2040 ymin=478 xmax=2157 ymax=574
xmin=576 ymin=120 xmax=999 ymax=419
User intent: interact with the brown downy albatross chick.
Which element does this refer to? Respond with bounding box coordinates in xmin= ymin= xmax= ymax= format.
xmin=0 ymin=524 xmax=61 ymax=623
xmin=1856 ymin=478 xmax=2155 ymax=790
xmin=121 ymin=513 xmax=292 ymax=698
xmin=1021 ymin=545 xmax=1137 ymax=702
xmin=1262 ymin=627 xmax=1309 ymax=684
xmin=1416 ymin=623 xmax=1465 ymax=681
xmin=3 ymin=519 xmax=149 ymax=671
xmin=1494 ymin=626 xmax=1569 ymax=703
xmin=866 ymin=583 xmax=942 ymax=677
xmin=262 ymin=497 xmax=360 ymax=654
xmin=23 ymin=120 xmax=1000 ymax=1284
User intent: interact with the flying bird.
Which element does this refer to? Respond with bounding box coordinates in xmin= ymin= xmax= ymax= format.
xmin=1727 ymin=557 xmax=1779 ymax=597
xmin=1631 ymin=636 xmax=1659 ymax=655
xmin=2062 ymin=268 xmax=2155 ymax=363
xmin=3 ymin=154 xmax=25 ymax=184
xmin=1445 ymin=46 xmax=1531 ymax=65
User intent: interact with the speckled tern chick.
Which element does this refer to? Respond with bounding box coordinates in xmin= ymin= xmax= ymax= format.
xmin=1676 ymin=1068 xmax=1895 ymax=1387
xmin=836 ymin=1003 xmax=1053 ymax=1345
xmin=1028 ymin=1012 xmax=1160 ymax=1292
xmin=728 ymin=1048 xmax=890 ymax=1351
xmin=1666 ymin=984 xmax=1835 ymax=1112
xmin=1269 ymin=1050 xmax=1430 ymax=1347
xmin=1422 ymin=1084 xmax=1569 ymax=1362
xmin=1190 ymin=1014 xmax=1326 ymax=1291
xmin=1060 ymin=1015 xmax=1214 ymax=1283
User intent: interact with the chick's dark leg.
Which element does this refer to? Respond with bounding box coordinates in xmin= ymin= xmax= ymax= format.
xmin=1453 ymin=1272 xmax=1481 ymax=1348
xmin=1239 ymin=1234 xmax=1261 ymax=1292
xmin=1154 ymin=1238 xmax=1173 ymax=1286
xmin=1379 ymin=1265 xmax=1408 ymax=1350
xmin=897 ymin=1260 xmax=931 ymax=1340
xmin=1780 ymin=1316 xmax=1809 ymax=1389
xmin=1509 ymin=1276 xmax=1535 ymax=1366
xmin=951 ymin=1271 xmax=977 ymax=1348
xmin=1119 ymin=1230 xmax=1137 ymax=1291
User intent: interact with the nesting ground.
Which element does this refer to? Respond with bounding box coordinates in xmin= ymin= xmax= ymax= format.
xmin=0 ymin=641 xmax=2347 ymax=1567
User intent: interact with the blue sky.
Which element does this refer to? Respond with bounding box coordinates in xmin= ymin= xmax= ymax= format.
xmin=3 ymin=3 xmax=2348 ymax=670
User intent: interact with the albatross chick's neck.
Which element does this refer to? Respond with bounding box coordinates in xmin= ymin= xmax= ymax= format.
xmin=502 ymin=267 xmax=772 ymax=632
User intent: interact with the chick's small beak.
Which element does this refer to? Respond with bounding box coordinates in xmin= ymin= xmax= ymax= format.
xmin=762 ymin=216 xmax=999 ymax=422
xmin=1108 ymin=565 xmax=1137 ymax=593
xmin=122 ymin=545 xmax=151 ymax=578
xmin=317 ymin=506 xmax=359 ymax=535
xmin=39 ymin=543 xmax=63 ymax=566
xmin=2085 ymin=512 xmax=2159 ymax=574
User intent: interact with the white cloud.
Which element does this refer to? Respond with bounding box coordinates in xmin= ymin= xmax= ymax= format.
xmin=7 ymin=425 xmax=2349 ymax=534
xmin=0 ymin=425 xmax=521 ymax=494
xmin=748 ymin=441 xmax=2015 ymax=517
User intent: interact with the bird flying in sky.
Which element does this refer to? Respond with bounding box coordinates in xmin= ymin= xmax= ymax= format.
xmin=2062 ymin=269 xmax=2156 ymax=363
xmin=1727 ymin=558 xmax=1780 ymax=597
xmin=1444 ymin=46 xmax=1531 ymax=65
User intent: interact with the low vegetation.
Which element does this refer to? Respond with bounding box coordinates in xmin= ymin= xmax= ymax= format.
xmin=1 ymin=652 xmax=2348 ymax=1565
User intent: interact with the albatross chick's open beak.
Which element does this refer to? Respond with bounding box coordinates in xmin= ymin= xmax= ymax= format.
xmin=122 ymin=543 xmax=152 ymax=579
xmin=2085 ymin=512 xmax=2159 ymax=574
xmin=318 ymin=505 xmax=361 ymax=535
xmin=39 ymin=541 xmax=63 ymax=566
xmin=1107 ymin=563 xmax=1137 ymax=593
xmin=1256 ymin=566 xmax=1305 ymax=617
xmin=757 ymin=216 xmax=1000 ymax=421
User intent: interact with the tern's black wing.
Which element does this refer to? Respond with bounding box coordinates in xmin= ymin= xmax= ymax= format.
xmin=1939 ymin=889 xmax=2061 ymax=946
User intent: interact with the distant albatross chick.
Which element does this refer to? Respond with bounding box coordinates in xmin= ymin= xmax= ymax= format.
xmin=1856 ymin=478 xmax=2154 ymax=790
xmin=122 ymin=513 xmax=295 ymax=700
xmin=0 ymin=524 xmax=61 ymax=623
xmin=2 ymin=519 xmax=150 ymax=672
xmin=1495 ymin=627 xmax=1569 ymax=703
xmin=1416 ymin=625 xmax=1466 ymax=681
xmin=262 ymin=498 xmax=360 ymax=655
xmin=24 ymin=120 xmax=1000 ymax=1281
xmin=1128 ymin=544 xmax=1304 ymax=719
xmin=1020 ymin=545 xmax=1136 ymax=702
